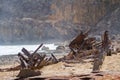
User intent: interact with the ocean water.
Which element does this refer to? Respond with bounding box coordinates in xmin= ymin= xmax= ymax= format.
xmin=0 ymin=44 xmax=57 ymax=56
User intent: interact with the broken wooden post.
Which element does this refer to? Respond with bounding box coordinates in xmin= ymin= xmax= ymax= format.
xmin=51 ymin=53 xmax=58 ymax=63
xmin=27 ymin=43 xmax=43 ymax=68
xmin=18 ymin=52 xmax=29 ymax=69
xmin=22 ymin=48 xmax=31 ymax=57
xmin=20 ymin=58 xmax=26 ymax=69
xmin=69 ymin=31 xmax=87 ymax=50
xmin=36 ymin=54 xmax=46 ymax=67
xmin=18 ymin=52 xmax=28 ymax=63
xmin=32 ymin=43 xmax=43 ymax=56
xmin=92 ymin=31 xmax=111 ymax=72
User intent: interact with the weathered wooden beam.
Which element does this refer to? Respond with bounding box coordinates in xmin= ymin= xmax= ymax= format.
xmin=22 ymin=48 xmax=31 ymax=57
xmin=32 ymin=54 xmax=42 ymax=67
xmin=18 ymin=52 xmax=28 ymax=63
xmin=78 ymin=49 xmax=98 ymax=58
xmin=32 ymin=53 xmax=42 ymax=61
xmin=32 ymin=43 xmax=43 ymax=56
xmin=37 ymin=59 xmax=48 ymax=68
xmin=69 ymin=31 xmax=86 ymax=50
xmin=24 ymin=44 xmax=43 ymax=68
xmin=19 ymin=57 xmax=26 ymax=69
xmin=92 ymin=50 xmax=105 ymax=73
xmin=69 ymin=29 xmax=91 ymax=51
xmin=36 ymin=54 xmax=46 ymax=67
xmin=92 ymin=31 xmax=111 ymax=72
xmin=51 ymin=53 xmax=58 ymax=63
xmin=102 ymin=31 xmax=110 ymax=50
xmin=48 ymin=57 xmax=52 ymax=61
xmin=18 ymin=57 xmax=29 ymax=69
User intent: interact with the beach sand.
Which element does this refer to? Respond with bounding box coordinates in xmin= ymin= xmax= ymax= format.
xmin=0 ymin=53 xmax=120 ymax=80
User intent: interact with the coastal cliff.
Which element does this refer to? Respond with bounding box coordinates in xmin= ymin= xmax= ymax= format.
xmin=0 ymin=0 xmax=119 ymax=44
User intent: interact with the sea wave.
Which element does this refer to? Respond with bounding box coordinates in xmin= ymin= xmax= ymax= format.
xmin=0 ymin=44 xmax=57 ymax=56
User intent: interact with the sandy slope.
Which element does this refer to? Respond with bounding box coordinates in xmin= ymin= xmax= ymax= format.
xmin=0 ymin=53 xmax=120 ymax=80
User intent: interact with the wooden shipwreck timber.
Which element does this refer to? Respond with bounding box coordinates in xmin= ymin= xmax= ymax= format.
xmin=0 ymin=30 xmax=115 ymax=79
xmin=18 ymin=43 xmax=58 ymax=70
xmin=60 ymin=30 xmax=111 ymax=62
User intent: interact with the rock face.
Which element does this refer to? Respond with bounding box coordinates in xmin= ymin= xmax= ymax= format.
xmin=0 ymin=0 xmax=120 ymax=44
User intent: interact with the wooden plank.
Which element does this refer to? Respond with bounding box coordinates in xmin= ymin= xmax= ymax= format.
xmin=69 ymin=29 xmax=90 ymax=50
xmin=69 ymin=32 xmax=86 ymax=50
xmin=32 ymin=43 xmax=43 ymax=56
xmin=102 ymin=31 xmax=110 ymax=51
xmin=36 ymin=54 xmax=46 ymax=67
xmin=22 ymin=48 xmax=31 ymax=57
xmin=19 ymin=57 xmax=26 ymax=69
xmin=26 ymin=44 xmax=43 ymax=68
xmin=32 ymin=54 xmax=42 ymax=67
xmin=18 ymin=52 xmax=28 ymax=63
xmin=51 ymin=53 xmax=58 ymax=63
xmin=92 ymin=50 xmax=105 ymax=73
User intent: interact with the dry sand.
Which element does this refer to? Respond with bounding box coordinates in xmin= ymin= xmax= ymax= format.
xmin=0 ymin=53 xmax=120 ymax=80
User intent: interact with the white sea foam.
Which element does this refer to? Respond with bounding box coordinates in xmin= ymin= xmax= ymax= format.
xmin=0 ymin=44 xmax=57 ymax=56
